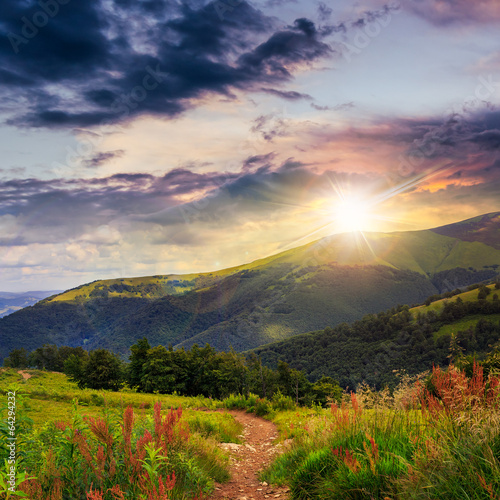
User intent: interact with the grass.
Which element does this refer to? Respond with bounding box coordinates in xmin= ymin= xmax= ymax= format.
xmin=434 ymin=313 xmax=500 ymax=339
xmin=0 ymin=369 xmax=217 ymax=429
xmin=262 ymin=365 xmax=500 ymax=499
xmin=0 ymin=369 xmax=247 ymax=500
xmin=2 ymin=364 xmax=500 ymax=499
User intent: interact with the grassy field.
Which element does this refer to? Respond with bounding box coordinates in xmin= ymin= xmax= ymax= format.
xmin=0 ymin=369 xmax=217 ymax=428
xmin=0 ymin=369 xmax=244 ymax=499
xmin=2 ymin=365 xmax=500 ymax=499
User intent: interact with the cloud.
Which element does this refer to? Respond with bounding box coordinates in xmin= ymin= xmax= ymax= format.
xmin=406 ymin=0 xmax=500 ymax=26
xmin=0 ymin=167 xmax=239 ymax=246
xmin=260 ymin=88 xmax=313 ymax=100
xmin=0 ymin=0 xmax=341 ymax=129
xmin=318 ymin=3 xmax=399 ymax=36
xmin=317 ymin=2 xmax=333 ymax=22
xmin=311 ymin=101 xmax=354 ymax=111
xmin=251 ymin=112 xmax=289 ymax=142
xmin=243 ymin=152 xmax=276 ymax=168
xmin=83 ymin=150 xmax=125 ymax=168
xmin=263 ymin=0 xmax=298 ymax=7
xmin=401 ymin=110 xmax=500 ymax=165
xmin=0 ymin=158 xmax=388 ymax=250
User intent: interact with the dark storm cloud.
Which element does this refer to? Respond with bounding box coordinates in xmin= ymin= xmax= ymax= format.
xmin=401 ymin=110 xmax=500 ymax=165
xmin=0 ymin=0 xmax=342 ymax=129
xmin=0 ymin=0 xmax=110 ymax=79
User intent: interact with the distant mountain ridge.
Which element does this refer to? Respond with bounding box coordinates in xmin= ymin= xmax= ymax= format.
xmin=0 ymin=291 xmax=62 ymax=318
xmin=0 ymin=212 xmax=499 ymax=362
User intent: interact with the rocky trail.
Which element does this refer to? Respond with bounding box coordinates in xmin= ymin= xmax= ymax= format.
xmin=210 ymin=410 xmax=291 ymax=500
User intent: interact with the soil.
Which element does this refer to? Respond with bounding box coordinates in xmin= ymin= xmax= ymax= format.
xmin=210 ymin=410 xmax=290 ymax=500
xmin=17 ymin=370 xmax=32 ymax=380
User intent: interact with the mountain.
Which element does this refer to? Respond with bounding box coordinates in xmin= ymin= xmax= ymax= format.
xmin=250 ymin=282 xmax=500 ymax=389
xmin=0 ymin=213 xmax=499 ymax=362
xmin=431 ymin=212 xmax=500 ymax=250
xmin=0 ymin=291 xmax=62 ymax=318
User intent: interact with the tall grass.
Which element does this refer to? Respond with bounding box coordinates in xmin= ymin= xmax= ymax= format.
xmin=0 ymin=400 xmax=240 ymax=499
xmin=263 ymin=364 xmax=500 ymax=499
xmin=222 ymin=391 xmax=296 ymax=416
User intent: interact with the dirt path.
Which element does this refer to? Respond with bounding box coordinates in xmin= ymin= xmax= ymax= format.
xmin=17 ymin=370 xmax=32 ymax=380
xmin=210 ymin=410 xmax=290 ymax=500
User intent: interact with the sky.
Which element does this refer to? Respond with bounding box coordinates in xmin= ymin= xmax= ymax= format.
xmin=0 ymin=0 xmax=499 ymax=292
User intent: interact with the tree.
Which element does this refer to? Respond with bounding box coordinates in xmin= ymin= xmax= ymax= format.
xmin=478 ymin=285 xmax=491 ymax=300
xmin=141 ymin=345 xmax=177 ymax=394
xmin=213 ymin=349 xmax=248 ymax=398
xmin=4 ymin=348 xmax=28 ymax=369
xmin=246 ymin=353 xmax=270 ymax=398
xmin=310 ymin=376 xmax=342 ymax=407
xmin=64 ymin=352 xmax=89 ymax=388
xmin=128 ymin=337 xmax=151 ymax=391
xmin=29 ymin=344 xmax=59 ymax=370
xmin=82 ymin=349 xmax=124 ymax=391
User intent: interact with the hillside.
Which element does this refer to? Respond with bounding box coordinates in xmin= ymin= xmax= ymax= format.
xmin=1 ymin=213 xmax=499 ymax=362
xmin=252 ymin=283 xmax=500 ymax=389
xmin=431 ymin=211 xmax=500 ymax=250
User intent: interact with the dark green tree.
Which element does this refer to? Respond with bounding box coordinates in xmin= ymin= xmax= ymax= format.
xmin=141 ymin=345 xmax=179 ymax=394
xmin=29 ymin=344 xmax=59 ymax=370
xmin=128 ymin=337 xmax=151 ymax=391
xmin=4 ymin=348 xmax=28 ymax=368
xmin=64 ymin=352 xmax=89 ymax=388
xmin=82 ymin=349 xmax=123 ymax=391
xmin=478 ymin=285 xmax=491 ymax=300
xmin=213 ymin=349 xmax=248 ymax=398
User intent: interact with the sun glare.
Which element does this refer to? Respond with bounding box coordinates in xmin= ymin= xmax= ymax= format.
xmin=334 ymin=198 xmax=371 ymax=233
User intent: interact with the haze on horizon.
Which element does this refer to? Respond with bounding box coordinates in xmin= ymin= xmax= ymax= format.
xmin=0 ymin=0 xmax=500 ymax=292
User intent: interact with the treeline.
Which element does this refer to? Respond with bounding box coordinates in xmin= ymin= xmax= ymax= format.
xmin=4 ymin=339 xmax=342 ymax=407
xmin=3 ymin=344 xmax=87 ymax=372
xmin=424 ymin=280 xmax=500 ymax=306
xmin=254 ymin=293 xmax=500 ymax=389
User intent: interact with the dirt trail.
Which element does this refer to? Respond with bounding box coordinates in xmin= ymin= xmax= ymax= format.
xmin=17 ymin=370 xmax=32 ymax=380
xmin=210 ymin=410 xmax=290 ymax=500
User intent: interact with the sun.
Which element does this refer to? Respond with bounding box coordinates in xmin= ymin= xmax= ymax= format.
xmin=334 ymin=197 xmax=371 ymax=233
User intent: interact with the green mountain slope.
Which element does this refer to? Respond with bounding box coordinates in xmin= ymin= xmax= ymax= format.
xmin=251 ymin=284 xmax=500 ymax=389
xmin=1 ymin=213 xmax=500 ymax=361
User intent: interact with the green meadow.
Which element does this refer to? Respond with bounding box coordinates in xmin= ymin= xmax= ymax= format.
xmin=2 ymin=360 xmax=500 ymax=499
